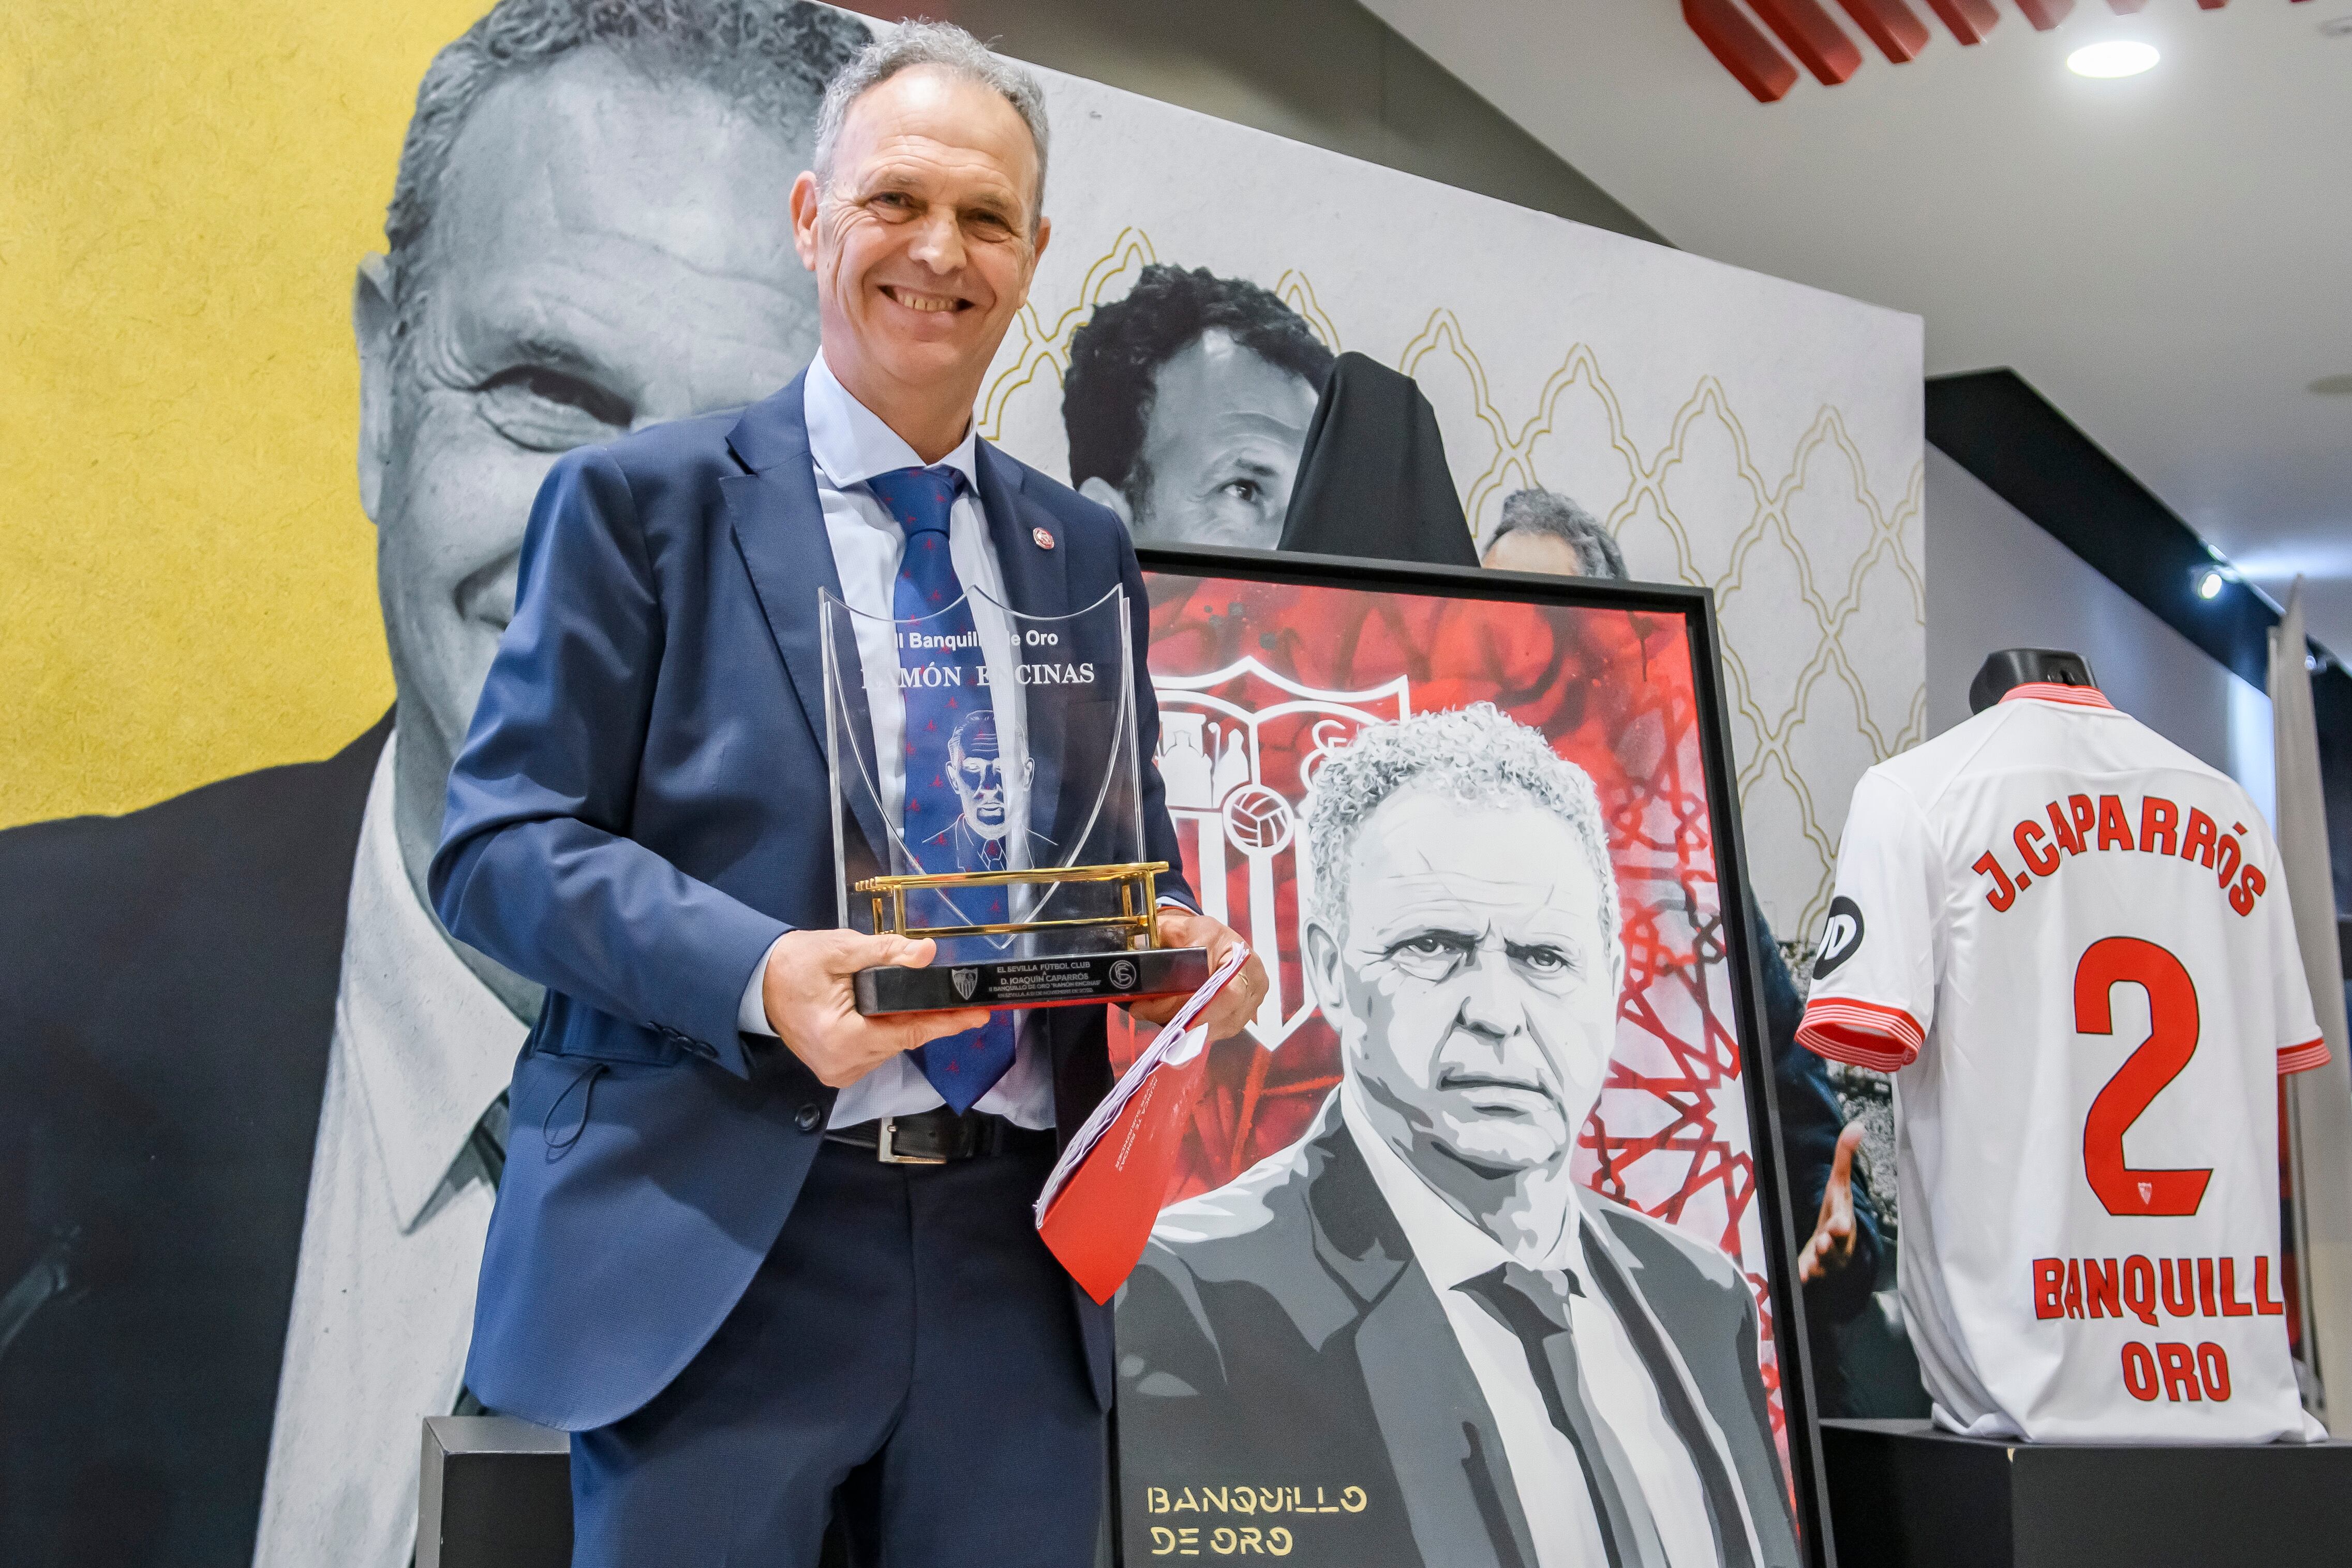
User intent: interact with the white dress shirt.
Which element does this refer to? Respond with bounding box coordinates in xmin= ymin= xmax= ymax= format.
xmin=251 ymin=736 xmax=528 ymax=1568
xmin=1339 ymin=1085 xmax=1738 ymax=1568
xmin=735 ymin=351 xmax=1057 ymax=1128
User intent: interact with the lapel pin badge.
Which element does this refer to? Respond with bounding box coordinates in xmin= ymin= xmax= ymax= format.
xmin=1032 ymin=527 xmax=1055 ymax=550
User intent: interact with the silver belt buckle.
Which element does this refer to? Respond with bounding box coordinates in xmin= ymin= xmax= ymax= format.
xmin=874 ymin=1115 xmax=948 ymax=1166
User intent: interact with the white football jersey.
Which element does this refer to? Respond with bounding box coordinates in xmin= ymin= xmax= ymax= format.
xmin=1798 ymin=683 xmax=2327 ymax=1443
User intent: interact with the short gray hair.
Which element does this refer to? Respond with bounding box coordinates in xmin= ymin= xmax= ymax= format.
xmin=812 ymin=21 xmax=1050 ymax=222
xmin=1490 ymin=488 xmax=1627 ymax=580
xmin=1303 ymin=704 xmax=1621 ymax=984
xmin=385 ymin=0 xmax=867 ymax=336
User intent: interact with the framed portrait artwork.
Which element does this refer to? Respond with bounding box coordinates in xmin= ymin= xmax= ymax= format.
xmin=1110 ymin=546 xmax=1830 ymax=1568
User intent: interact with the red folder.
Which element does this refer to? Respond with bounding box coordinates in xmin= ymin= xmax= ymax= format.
xmin=1034 ymin=943 xmax=1251 ymax=1304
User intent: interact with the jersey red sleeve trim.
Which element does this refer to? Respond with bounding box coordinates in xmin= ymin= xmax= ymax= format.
xmin=1797 ymin=997 xmax=1925 ymax=1072
xmin=2279 ymin=1037 xmax=2333 ymax=1076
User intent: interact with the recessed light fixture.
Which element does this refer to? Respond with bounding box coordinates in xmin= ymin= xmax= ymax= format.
xmin=2068 ymin=41 xmax=2160 ymax=79
xmin=2194 ymin=568 xmax=2226 ymax=601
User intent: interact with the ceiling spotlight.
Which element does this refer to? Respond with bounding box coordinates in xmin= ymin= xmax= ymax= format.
xmin=2194 ymin=567 xmax=2226 ymax=601
xmin=2068 ymin=41 xmax=2160 ymax=79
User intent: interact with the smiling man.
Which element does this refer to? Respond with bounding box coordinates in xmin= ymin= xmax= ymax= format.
xmin=0 ymin=5 xmax=867 ymax=1565
xmin=431 ymin=21 xmax=1259 ymax=1567
xmin=1121 ymin=704 xmax=1800 ymax=1568
xmin=1064 ymin=263 xmax=1334 ymax=550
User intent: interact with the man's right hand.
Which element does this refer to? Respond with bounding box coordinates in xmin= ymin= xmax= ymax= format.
xmin=761 ymin=929 xmax=989 ymax=1088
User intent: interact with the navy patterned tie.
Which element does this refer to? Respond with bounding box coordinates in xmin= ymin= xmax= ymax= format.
xmin=868 ymin=465 xmax=1017 ymax=1112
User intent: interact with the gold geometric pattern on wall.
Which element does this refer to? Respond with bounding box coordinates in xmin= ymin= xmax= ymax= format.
xmin=984 ymin=238 xmax=1926 ymax=938
xmin=1271 ymin=270 xmax=1342 ymax=350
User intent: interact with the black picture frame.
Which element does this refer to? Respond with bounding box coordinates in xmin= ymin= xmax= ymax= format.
xmin=1118 ymin=541 xmax=1835 ymax=1568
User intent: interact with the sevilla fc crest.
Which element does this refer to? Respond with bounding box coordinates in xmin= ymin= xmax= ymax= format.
xmin=951 ymin=967 xmax=979 ymax=1000
xmin=1152 ymin=658 xmax=1409 ymax=1050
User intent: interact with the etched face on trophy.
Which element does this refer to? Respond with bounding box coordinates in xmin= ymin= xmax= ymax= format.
xmin=822 ymin=582 xmax=1210 ymax=1013
xmin=937 ymin=709 xmax=1011 ymax=860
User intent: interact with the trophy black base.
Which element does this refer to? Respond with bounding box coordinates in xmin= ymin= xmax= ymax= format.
xmin=854 ymin=947 xmax=1213 ymax=1014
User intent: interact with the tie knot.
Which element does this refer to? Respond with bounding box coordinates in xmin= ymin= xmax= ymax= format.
xmin=869 ymin=465 xmax=961 ymax=537
xmin=1463 ymin=1259 xmax=1584 ymax=1339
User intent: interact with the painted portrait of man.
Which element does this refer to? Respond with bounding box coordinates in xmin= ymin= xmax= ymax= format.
xmin=0 ymin=4 xmax=869 ymax=1563
xmin=1062 ymin=263 xmax=1335 ymax=551
xmin=1119 ymin=702 xmax=1800 ymax=1568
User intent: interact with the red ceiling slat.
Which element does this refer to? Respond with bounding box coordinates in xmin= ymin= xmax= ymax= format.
xmin=1747 ymin=0 xmax=1867 ymax=83
xmin=1691 ymin=0 xmax=2280 ymax=98
xmin=1926 ymin=0 xmax=2001 ymax=43
xmin=1686 ymin=0 xmax=1802 ymax=101
xmin=1837 ymin=0 xmax=1934 ymax=62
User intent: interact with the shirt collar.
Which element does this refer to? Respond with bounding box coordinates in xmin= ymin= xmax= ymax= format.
xmin=802 ymin=349 xmax=981 ymax=496
xmin=336 ymin=735 xmax=531 ymax=1232
xmin=1339 ymin=1079 xmax=1586 ymax=1288
xmin=1999 ymin=681 xmax=2117 ymax=711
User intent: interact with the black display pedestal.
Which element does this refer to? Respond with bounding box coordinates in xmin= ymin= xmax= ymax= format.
xmin=1822 ymin=1417 xmax=2352 ymax=1567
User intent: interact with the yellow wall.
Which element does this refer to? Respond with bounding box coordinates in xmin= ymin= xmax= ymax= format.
xmin=0 ymin=1 xmax=486 ymax=828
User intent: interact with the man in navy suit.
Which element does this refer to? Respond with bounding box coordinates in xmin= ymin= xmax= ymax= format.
xmin=430 ymin=22 xmax=1263 ymax=1566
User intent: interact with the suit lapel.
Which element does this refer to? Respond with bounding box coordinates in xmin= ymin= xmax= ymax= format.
xmin=721 ymin=373 xmax=890 ymax=879
xmin=1310 ymin=1124 xmax=1540 ymax=1568
xmin=1580 ymin=1216 xmax=1762 ymax=1568
xmin=975 ymin=439 xmax=1067 ymax=621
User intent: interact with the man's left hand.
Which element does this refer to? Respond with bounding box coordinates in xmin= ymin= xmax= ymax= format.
xmin=1127 ymin=907 xmax=1267 ymax=1043
xmin=1798 ymin=1122 xmax=1866 ymax=1283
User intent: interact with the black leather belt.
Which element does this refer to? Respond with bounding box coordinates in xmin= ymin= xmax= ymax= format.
xmin=823 ymin=1107 xmax=1056 ymax=1165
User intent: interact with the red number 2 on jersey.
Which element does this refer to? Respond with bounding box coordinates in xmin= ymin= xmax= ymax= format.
xmin=2077 ymin=937 xmax=2213 ymax=1217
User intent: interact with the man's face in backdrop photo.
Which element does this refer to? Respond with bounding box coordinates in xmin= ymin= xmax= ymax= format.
xmin=354 ymin=48 xmax=825 ymax=1010
xmin=1120 ymin=327 xmax=1319 ymax=551
xmin=1483 ymin=529 xmax=1587 ymax=577
xmin=1305 ymin=785 xmax=1618 ymax=1237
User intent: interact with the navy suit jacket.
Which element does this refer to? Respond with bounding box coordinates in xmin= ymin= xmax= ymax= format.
xmin=431 ymin=372 xmax=1193 ymax=1431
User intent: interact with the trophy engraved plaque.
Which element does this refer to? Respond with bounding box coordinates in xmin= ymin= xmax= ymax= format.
xmin=823 ymin=581 xmax=1209 ymax=1014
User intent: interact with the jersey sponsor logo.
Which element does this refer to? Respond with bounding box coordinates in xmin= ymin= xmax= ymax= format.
xmin=1812 ymin=896 xmax=1864 ymax=978
xmin=1969 ymin=792 xmax=2270 ymax=917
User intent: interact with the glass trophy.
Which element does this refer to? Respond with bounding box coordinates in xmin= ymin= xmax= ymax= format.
xmin=822 ymin=581 xmax=1210 ymax=1014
